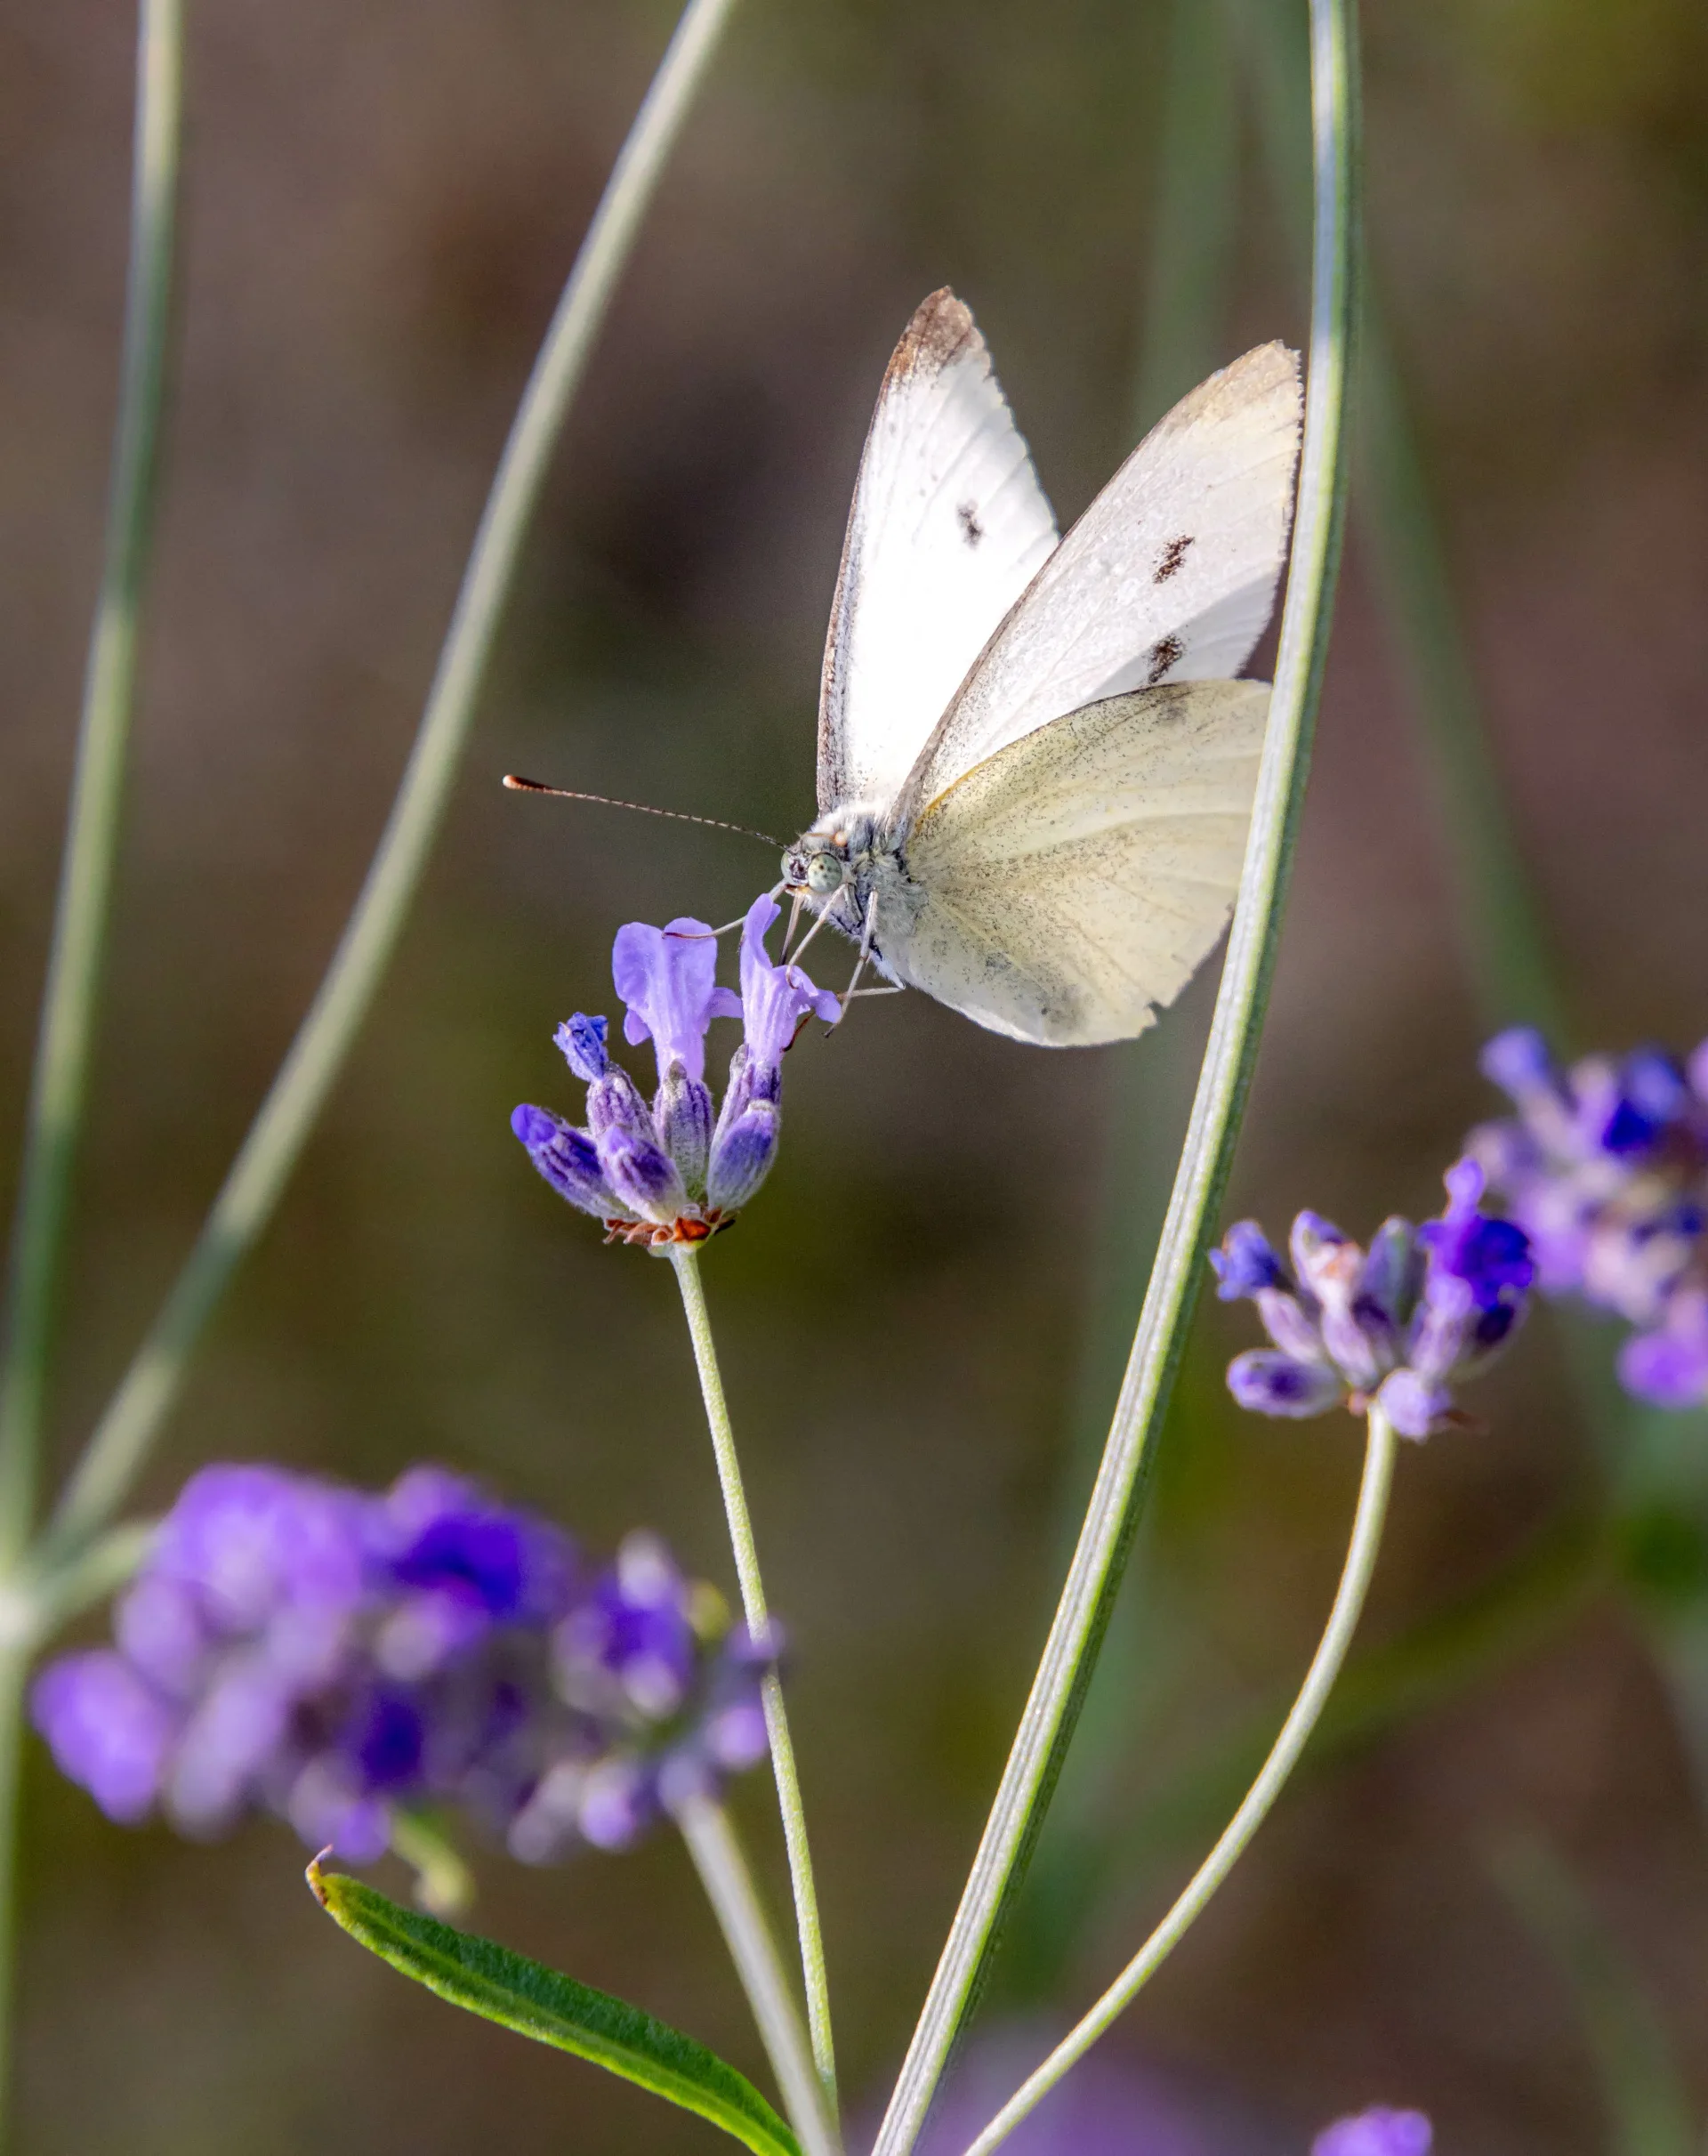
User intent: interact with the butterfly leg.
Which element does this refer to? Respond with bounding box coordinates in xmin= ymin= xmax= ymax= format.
xmin=785 ymin=898 xmax=840 ymax=968
xmin=834 ymin=892 xmax=883 ymax=1013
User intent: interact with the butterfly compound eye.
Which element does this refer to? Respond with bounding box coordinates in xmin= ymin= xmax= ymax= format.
xmin=805 ymin=854 xmax=845 ymax=897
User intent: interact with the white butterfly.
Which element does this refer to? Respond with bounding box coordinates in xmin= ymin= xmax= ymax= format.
xmin=782 ymin=288 xmax=1302 ymax=1048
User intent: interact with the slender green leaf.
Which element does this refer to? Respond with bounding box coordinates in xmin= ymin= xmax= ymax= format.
xmin=870 ymin=0 xmax=1362 ymax=2139
xmin=309 ymin=1861 xmax=802 ymax=2156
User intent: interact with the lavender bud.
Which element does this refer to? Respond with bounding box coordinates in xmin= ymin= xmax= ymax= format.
xmin=585 ymin=1065 xmax=655 ymax=1145
xmin=1480 ymin=1026 xmax=1554 ymax=1099
xmin=706 ymin=1101 xmax=780 ymax=1214
xmin=578 ymin=1755 xmax=657 ymax=1850
xmin=1227 ymin=1350 xmax=1342 ymax=1419
xmin=1255 ymin=1288 xmax=1330 ymax=1366
xmin=31 ymin=1652 xmax=177 ymax=1825
xmin=597 ymin=1126 xmax=688 ymax=1226
xmin=1210 ymin=1221 xmax=1288 ymax=1300
xmin=165 ymin=1656 xmax=293 ymax=1836
xmin=1618 ymin=1290 xmax=1708 ymax=1408
xmin=1360 ymin=1217 xmax=1420 ymax=1331
xmin=1289 ymin=1212 xmax=1358 ymax=1307
xmin=555 ymin=1013 xmax=609 ymax=1084
xmin=512 ymin=1105 xmax=626 ymax=1220
xmin=655 ymin=1059 xmax=713 ymax=1197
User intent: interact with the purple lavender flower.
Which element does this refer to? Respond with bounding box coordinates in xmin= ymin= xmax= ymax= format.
xmin=1213 ymin=1161 xmax=1534 ymax=1439
xmin=34 ymin=1462 xmax=774 ymax=1873
xmin=1469 ymin=1026 xmax=1708 ymax=1408
xmin=1311 ymin=2110 xmax=1431 ymax=2156
xmin=514 ymin=895 xmax=838 ymax=1246
xmin=611 ymin=917 xmax=740 ymax=1086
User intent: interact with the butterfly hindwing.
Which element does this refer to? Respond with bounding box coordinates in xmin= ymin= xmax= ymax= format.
xmin=817 ymin=289 xmax=1059 ymax=816
xmin=890 ymin=343 xmax=1300 ymax=833
xmin=880 ymin=681 xmax=1269 ymax=1046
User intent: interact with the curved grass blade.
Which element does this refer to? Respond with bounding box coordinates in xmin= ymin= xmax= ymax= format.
xmin=43 ymin=0 xmax=745 ymax=1566
xmin=868 ymin=0 xmax=1362 ymax=2141
xmin=308 ymin=1861 xmax=802 ymax=2156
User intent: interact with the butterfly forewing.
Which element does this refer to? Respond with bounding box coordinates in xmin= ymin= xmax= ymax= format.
xmin=890 ymin=343 xmax=1301 ymax=833
xmin=886 ymin=681 xmax=1269 ymax=1046
xmin=816 ymin=288 xmax=1059 ymax=815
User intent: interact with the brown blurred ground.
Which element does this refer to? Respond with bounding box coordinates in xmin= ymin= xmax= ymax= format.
xmin=4 ymin=0 xmax=1708 ymax=2149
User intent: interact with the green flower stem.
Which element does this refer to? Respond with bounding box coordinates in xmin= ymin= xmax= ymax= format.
xmin=40 ymin=0 xmax=744 ymax=1566
xmin=962 ymin=1409 xmax=1398 ymax=2156
xmin=0 ymin=0 xmax=187 ymax=1567
xmin=669 ymin=1245 xmax=838 ymax=2120
xmin=869 ymin=3 xmax=1360 ymax=2147
xmin=1035 ymin=0 xmax=1250 ymax=1965
xmin=678 ymin=1795 xmax=842 ymax=2156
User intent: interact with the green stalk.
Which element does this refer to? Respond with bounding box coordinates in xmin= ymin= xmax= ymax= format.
xmin=669 ymin=1246 xmax=838 ymax=2120
xmin=1032 ymin=0 xmax=1248 ymax=1967
xmin=870 ymin=3 xmax=1360 ymax=2145
xmin=42 ymin=0 xmax=744 ymax=1562
xmin=961 ymin=1410 xmax=1398 ymax=2156
xmin=678 ymin=1796 xmax=842 ymax=2156
xmin=0 ymin=0 xmax=187 ymax=1565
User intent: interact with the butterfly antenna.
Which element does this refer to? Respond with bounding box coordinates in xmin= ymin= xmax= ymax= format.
xmin=503 ymin=775 xmax=784 ymax=852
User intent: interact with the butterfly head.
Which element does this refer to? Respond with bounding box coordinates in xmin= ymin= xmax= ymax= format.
xmin=782 ymin=835 xmax=850 ymax=899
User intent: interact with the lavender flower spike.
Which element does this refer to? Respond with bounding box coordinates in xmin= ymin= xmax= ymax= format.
xmin=1469 ymin=1023 xmax=1708 ymax=1408
xmin=515 ymin=896 xmax=840 ymax=1242
xmin=1213 ymin=1160 xmax=1534 ymax=1439
xmin=35 ymin=1461 xmax=776 ymax=1873
xmin=1312 ymin=2109 xmax=1431 ymax=2156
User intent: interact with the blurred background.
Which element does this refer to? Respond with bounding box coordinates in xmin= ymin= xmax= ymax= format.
xmin=3 ymin=0 xmax=1708 ymax=2148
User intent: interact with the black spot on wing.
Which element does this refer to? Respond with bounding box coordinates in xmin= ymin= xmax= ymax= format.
xmin=1154 ymin=535 xmax=1194 ymax=584
xmin=957 ymin=500 xmax=984 ymax=547
xmin=1145 ymin=633 xmax=1185 ymax=686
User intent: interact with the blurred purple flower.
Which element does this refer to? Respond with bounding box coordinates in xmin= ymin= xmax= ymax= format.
xmin=890 ymin=2024 xmax=1289 ymax=2156
xmin=890 ymin=2030 xmax=1423 ymax=2156
xmin=34 ymin=1462 xmax=773 ymax=1871
xmin=1213 ymin=1160 xmax=1534 ymax=1438
xmin=1469 ymin=1025 xmax=1708 ymax=1407
xmin=1311 ymin=2110 xmax=1431 ymax=2156
xmin=514 ymin=896 xmax=837 ymax=1247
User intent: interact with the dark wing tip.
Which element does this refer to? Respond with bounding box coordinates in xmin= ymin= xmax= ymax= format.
xmin=888 ymin=287 xmax=979 ymax=384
